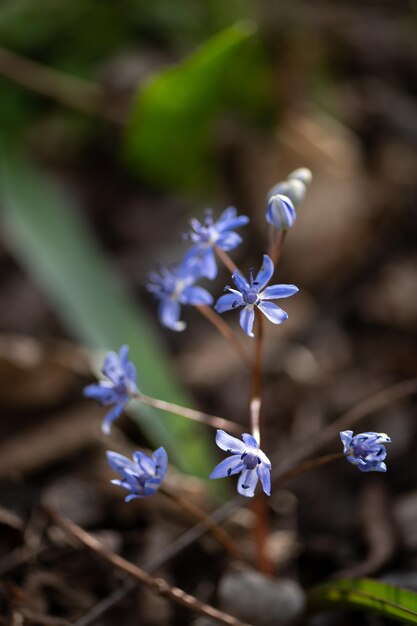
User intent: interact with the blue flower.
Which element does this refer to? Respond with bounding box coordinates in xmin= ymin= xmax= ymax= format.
xmin=214 ymin=254 xmax=298 ymax=337
xmin=340 ymin=430 xmax=391 ymax=472
xmin=107 ymin=447 xmax=168 ymax=501
xmin=266 ymin=194 xmax=296 ymax=230
xmin=147 ymin=257 xmax=213 ymax=332
xmin=84 ymin=345 xmax=137 ymax=434
xmin=184 ymin=207 xmax=249 ymax=279
xmin=209 ymin=430 xmax=271 ymax=497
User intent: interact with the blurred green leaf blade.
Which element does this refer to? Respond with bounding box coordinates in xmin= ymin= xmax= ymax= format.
xmin=0 ymin=146 xmax=216 ymax=476
xmin=125 ymin=21 xmax=274 ymax=191
xmin=308 ymin=578 xmax=417 ymax=624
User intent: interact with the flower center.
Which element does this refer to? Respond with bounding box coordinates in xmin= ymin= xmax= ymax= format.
xmin=242 ymin=451 xmax=259 ymax=470
xmin=243 ymin=288 xmax=259 ymax=305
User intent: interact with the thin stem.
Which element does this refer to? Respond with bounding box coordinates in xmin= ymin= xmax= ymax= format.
xmin=46 ymin=509 xmax=252 ymax=626
xmin=160 ymin=485 xmax=241 ymax=559
xmin=133 ymin=391 xmax=242 ymax=435
xmin=273 ymin=452 xmax=344 ymax=489
xmin=0 ymin=46 xmax=125 ymax=124
xmin=267 ymin=229 xmax=287 ymax=268
xmin=249 ymin=311 xmax=272 ymax=574
xmin=214 ymin=245 xmax=238 ymax=275
xmin=195 ymin=305 xmax=250 ymax=367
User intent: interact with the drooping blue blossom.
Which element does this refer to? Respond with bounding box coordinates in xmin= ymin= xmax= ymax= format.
xmin=214 ymin=254 xmax=298 ymax=337
xmin=340 ymin=430 xmax=391 ymax=472
xmin=266 ymin=194 xmax=296 ymax=230
xmin=209 ymin=430 xmax=271 ymax=497
xmin=147 ymin=257 xmax=213 ymax=332
xmin=84 ymin=345 xmax=137 ymax=435
xmin=107 ymin=447 xmax=168 ymax=501
xmin=183 ymin=207 xmax=249 ymax=279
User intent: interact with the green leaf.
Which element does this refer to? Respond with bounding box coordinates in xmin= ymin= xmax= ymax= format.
xmin=308 ymin=578 xmax=417 ymax=624
xmin=125 ymin=21 xmax=273 ymax=192
xmin=0 ymin=146 xmax=216 ymax=477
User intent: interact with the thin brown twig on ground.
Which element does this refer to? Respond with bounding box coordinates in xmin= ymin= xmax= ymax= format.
xmin=160 ymin=485 xmax=242 ymax=559
xmin=46 ymin=508 xmax=252 ymax=626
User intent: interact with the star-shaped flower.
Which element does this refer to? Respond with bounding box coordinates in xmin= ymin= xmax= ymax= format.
xmin=147 ymin=257 xmax=213 ymax=332
xmin=209 ymin=430 xmax=271 ymax=497
xmin=107 ymin=448 xmax=168 ymax=501
xmin=340 ymin=430 xmax=391 ymax=472
xmin=83 ymin=345 xmax=137 ymax=434
xmin=214 ymin=254 xmax=298 ymax=337
xmin=183 ymin=207 xmax=249 ymax=279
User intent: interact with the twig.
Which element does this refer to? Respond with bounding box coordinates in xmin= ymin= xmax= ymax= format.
xmin=334 ymin=481 xmax=396 ymax=578
xmin=133 ymin=390 xmax=242 ymax=435
xmin=46 ymin=509 xmax=252 ymax=626
xmin=214 ymin=245 xmax=239 ymax=275
xmin=160 ymin=485 xmax=241 ymax=559
xmin=195 ymin=305 xmax=250 ymax=366
xmin=273 ymin=452 xmax=344 ymax=488
xmin=0 ymin=46 xmax=125 ymax=124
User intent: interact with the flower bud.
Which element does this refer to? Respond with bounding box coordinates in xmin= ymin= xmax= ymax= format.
xmin=288 ymin=167 xmax=312 ymax=186
xmin=266 ymin=194 xmax=296 ymax=230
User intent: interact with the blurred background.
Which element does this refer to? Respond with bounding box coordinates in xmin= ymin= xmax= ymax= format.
xmin=0 ymin=1 xmax=417 ymax=624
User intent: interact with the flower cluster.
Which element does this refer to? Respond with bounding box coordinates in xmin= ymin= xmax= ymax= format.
xmin=340 ymin=430 xmax=391 ymax=472
xmin=83 ymin=167 xmax=392 ymax=507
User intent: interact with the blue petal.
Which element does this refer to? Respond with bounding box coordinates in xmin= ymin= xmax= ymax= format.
xmin=261 ymin=284 xmax=299 ymax=300
xmin=257 ymin=463 xmax=271 ymax=496
xmin=180 ymin=285 xmax=213 ymax=306
xmin=232 ymin=271 xmax=249 ymax=293
xmin=215 ymin=291 xmax=244 ymax=313
xmin=239 ymin=306 xmax=255 ymax=337
xmin=254 ymin=255 xmax=274 ymax=290
xmin=133 ymin=451 xmax=156 ymax=476
xmin=215 ymin=430 xmax=246 ymax=454
xmin=125 ymin=493 xmax=141 ymax=502
xmin=357 ymin=461 xmax=387 ymax=473
xmin=158 ymin=299 xmax=185 ymax=332
xmin=217 ymin=206 xmax=237 ymax=224
xmin=119 ymin=345 xmax=130 ymax=368
xmin=83 ymin=383 xmax=118 ymax=405
xmin=102 ymin=401 xmax=127 ymax=434
xmin=257 ymin=301 xmax=288 ymax=325
xmin=242 ymin=433 xmax=258 ymax=449
xmin=143 ymin=477 xmax=161 ymax=495
xmin=217 ymin=214 xmax=249 ymax=233
xmin=102 ymin=350 xmax=123 ymax=384
xmin=237 ymin=468 xmax=259 ymax=497
xmin=216 ymin=232 xmax=243 ymax=251
xmin=209 ymin=455 xmax=245 ymax=479
xmin=340 ymin=430 xmax=353 ymax=454
xmin=153 ymin=447 xmax=168 ymax=480
xmin=107 ymin=451 xmax=138 ymax=476
xmin=201 ymin=249 xmax=218 ymax=279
